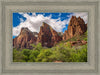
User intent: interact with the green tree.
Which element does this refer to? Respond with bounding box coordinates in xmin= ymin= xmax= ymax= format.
xmin=29 ymin=50 xmax=40 ymax=62
xmin=22 ymin=49 xmax=31 ymax=61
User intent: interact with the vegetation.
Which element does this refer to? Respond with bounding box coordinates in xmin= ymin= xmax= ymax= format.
xmin=13 ymin=31 xmax=87 ymax=62
xmin=13 ymin=43 xmax=87 ymax=62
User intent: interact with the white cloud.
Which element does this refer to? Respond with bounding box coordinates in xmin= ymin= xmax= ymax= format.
xmin=13 ymin=12 xmax=88 ymax=36
xmin=68 ymin=12 xmax=88 ymax=24
xmin=13 ymin=13 xmax=69 ymax=36
xmin=62 ymin=12 xmax=88 ymax=30
xmin=19 ymin=18 xmax=24 ymax=22
xmin=73 ymin=12 xmax=88 ymax=23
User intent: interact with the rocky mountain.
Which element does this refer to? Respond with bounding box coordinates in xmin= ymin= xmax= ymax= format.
xmin=63 ymin=16 xmax=87 ymax=40
xmin=13 ymin=28 xmax=37 ymax=49
xmin=13 ymin=16 xmax=87 ymax=49
xmin=36 ymin=22 xmax=62 ymax=48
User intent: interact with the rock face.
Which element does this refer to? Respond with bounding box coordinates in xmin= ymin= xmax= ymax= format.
xmin=13 ymin=28 xmax=37 ymax=49
xmin=33 ymin=32 xmax=38 ymax=37
xmin=13 ymin=16 xmax=87 ymax=49
xmin=70 ymin=40 xmax=87 ymax=47
xmin=57 ymin=32 xmax=63 ymax=37
xmin=63 ymin=16 xmax=87 ymax=40
xmin=37 ymin=22 xmax=62 ymax=48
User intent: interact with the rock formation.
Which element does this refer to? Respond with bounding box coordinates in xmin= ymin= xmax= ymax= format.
xmin=13 ymin=28 xmax=37 ymax=49
xmin=13 ymin=16 xmax=87 ymax=49
xmin=63 ymin=16 xmax=87 ymax=40
xmin=37 ymin=22 xmax=62 ymax=47
xmin=70 ymin=40 xmax=87 ymax=47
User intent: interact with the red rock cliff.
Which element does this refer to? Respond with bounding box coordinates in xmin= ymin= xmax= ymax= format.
xmin=63 ymin=16 xmax=87 ymax=40
xmin=37 ymin=22 xmax=62 ymax=47
xmin=13 ymin=28 xmax=37 ymax=49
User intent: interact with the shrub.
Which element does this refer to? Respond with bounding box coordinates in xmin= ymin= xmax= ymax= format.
xmin=13 ymin=49 xmax=25 ymax=62
xmin=13 ymin=42 xmax=87 ymax=62
xmin=32 ymin=43 xmax=43 ymax=51
xmin=21 ymin=49 xmax=32 ymax=61
xmin=69 ymin=44 xmax=87 ymax=62
xmin=29 ymin=50 xmax=40 ymax=62
xmin=36 ymin=49 xmax=52 ymax=62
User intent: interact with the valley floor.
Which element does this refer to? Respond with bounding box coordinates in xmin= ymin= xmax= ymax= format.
xmin=13 ymin=41 xmax=87 ymax=62
xmin=13 ymin=31 xmax=87 ymax=62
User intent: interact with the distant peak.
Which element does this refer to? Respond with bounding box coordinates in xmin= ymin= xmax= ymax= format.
xmin=78 ymin=16 xmax=81 ymax=18
xmin=70 ymin=16 xmax=84 ymax=22
xmin=43 ymin=22 xmax=46 ymax=24
xmin=21 ymin=27 xmax=29 ymax=31
xmin=42 ymin=22 xmax=50 ymax=27
xmin=42 ymin=22 xmax=47 ymax=25
xmin=20 ymin=27 xmax=31 ymax=35
xmin=78 ymin=16 xmax=82 ymax=19
xmin=71 ymin=16 xmax=77 ymax=18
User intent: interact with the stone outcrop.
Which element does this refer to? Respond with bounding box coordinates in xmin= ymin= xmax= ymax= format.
xmin=63 ymin=16 xmax=87 ymax=40
xmin=13 ymin=28 xmax=37 ymax=49
xmin=37 ymin=22 xmax=62 ymax=47
xmin=70 ymin=40 xmax=87 ymax=47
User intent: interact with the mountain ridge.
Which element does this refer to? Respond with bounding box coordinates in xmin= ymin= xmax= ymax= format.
xmin=13 ymin=28 xmax=37 ymax=49
xmin=36 ymin=22 xmax=62 ymax=47
xmin=13 ymin=16 xmax=87 ymax=49
xmin=63 ymin=16 xmax=87 ymax=40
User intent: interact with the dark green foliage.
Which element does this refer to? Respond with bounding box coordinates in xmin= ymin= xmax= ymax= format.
xmin=69 ymin=44 xmax=87 ymax=62
xmin=35 ymin=48 xmax=52 ymax=62
xmin=13 ymin=32 xmax=87 ymax=62
xmin=31 ymin=43 xmax=43 ymax=51
xmin=21 ymin=49 xmax=31 ymax=61
xmin=22 ymin=49 xmax=31 ymax=57
xmin=29 ymin=50 xmax=40 ymax=62
xmin=13 ymin=43 xmax=87 ymax=62
xmin=13 ymin=48 xmax=25 ymax=62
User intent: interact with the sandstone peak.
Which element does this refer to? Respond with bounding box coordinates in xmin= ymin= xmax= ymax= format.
xmin=71 ymin=16 xmax=77 ymax=18
xmin=42 ymin=22 xmax=46 ymax=25
xmin=21 ymin=27 xmax=30 ymax=32
xmin=37 ymin=22 xmax=62 ymax=47
xmin=20 ymin=27 xmax=31 ymax=35
xmin=13 ymin=28 xmax=37 ymax=49
xmin=21 ymin=27 xmax=29 ymax=31
xmin=42 ymin=22 xmax=49 ymax=27
xmin=78 ymin=16 xmax=81 ymax=19
xmin=63 ymin=16 xmax=87 ymax=40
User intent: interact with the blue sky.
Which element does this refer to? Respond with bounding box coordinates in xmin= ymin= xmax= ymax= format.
xmin=13 ymin=12 xmax=88 ymax=39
